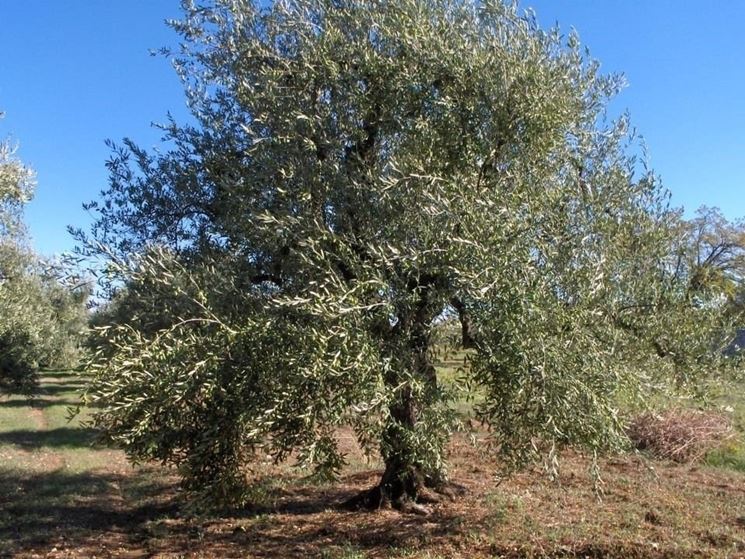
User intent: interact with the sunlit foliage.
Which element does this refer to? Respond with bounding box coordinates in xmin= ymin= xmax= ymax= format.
xmin=79 ymin=0 xmax=741 ymax=508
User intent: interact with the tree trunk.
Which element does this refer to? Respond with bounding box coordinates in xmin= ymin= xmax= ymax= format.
xmin=343 ymin=386 xmax=434 ymax=513
xmin=344 ymin=299 xmax=448 ymax=514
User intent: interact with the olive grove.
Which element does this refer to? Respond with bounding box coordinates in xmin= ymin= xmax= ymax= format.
xmin=0 ymin=116 xmax=89 ymax=392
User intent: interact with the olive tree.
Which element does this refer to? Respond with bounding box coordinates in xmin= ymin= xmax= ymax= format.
xmin=679 ymin=207 xmax=745 ymax=300
xmin=1 ymin=118 xmax=89 ymax=392
xmin=80 ymin=0 xmax=737 ymax=510
xmin=664 ymin=207 xmax=745 ymax=361
xmin=0 ymin=129 xmax=38 ymax=391
xmin=0 ymin=124 xmax=33 ymax=243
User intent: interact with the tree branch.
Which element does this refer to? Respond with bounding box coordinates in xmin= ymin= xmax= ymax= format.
xmin=450 ymin=296 xmax=476 ymax=349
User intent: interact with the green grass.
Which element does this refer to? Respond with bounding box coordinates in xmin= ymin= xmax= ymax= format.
xmin=0 ymin=393 xmax=41 ymax=432
xmin=706 ymin=442 xmax=745 ymax=472
xmin=703 ymin=379 xmax=745 ymax=474
xmin=0 ymin=371 xmax=117 ymax=473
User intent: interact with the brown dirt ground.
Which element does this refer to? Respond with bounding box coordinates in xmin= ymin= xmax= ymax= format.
xmin=3 ymin=430 xmax=745 ymax=559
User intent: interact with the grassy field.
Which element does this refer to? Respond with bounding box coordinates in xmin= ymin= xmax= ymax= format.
xmin=1 ymin=371 xmax=744 ymax=558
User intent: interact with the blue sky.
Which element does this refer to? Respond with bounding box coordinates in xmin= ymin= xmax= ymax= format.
xmin=0 ymin=1 xmax=190 ymax=256
xmin=1 ymin=1 xmax=744 ymax=256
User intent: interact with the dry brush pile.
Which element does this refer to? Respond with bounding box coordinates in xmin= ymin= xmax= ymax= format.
xmin=627 ymin=409 xmax=734 ymax=463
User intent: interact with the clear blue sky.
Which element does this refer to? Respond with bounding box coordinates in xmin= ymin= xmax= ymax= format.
xmin=1 ymin=1 xmax=744 ymax=256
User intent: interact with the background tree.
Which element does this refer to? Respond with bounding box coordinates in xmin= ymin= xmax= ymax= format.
xmin=80 ymin=0 xmax=740 ymax=511
xmin=1 ymin=115 xmax=89 ymax=392
xmin=604 ymin=206 xmax=745 ymax=391
xmin=679 ymin=207 xmax=745 ymax=303
xmin=0 ymin=125 xmax=37 ymax=392
xmin=668 ymin=206 xmax=745 ymax=358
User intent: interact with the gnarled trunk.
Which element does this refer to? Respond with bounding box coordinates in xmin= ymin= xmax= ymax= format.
xmin=344 ymin=387 xmax=435 ymax=513
xmin=345 ymin=300 xmax=449 ymax=513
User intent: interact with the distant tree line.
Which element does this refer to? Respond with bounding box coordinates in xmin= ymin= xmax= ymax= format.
xmin=0 ymin=115 xmax=88 ymax=393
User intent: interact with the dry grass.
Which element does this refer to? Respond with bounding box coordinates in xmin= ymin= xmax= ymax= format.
xmin=627 ymin=409 xmax=735 ymax=463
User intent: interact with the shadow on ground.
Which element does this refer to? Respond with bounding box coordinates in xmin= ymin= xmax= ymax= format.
xmin=148 ymin=469 xmax=471 ymax=558
xmin=0 ymin=427 xmax=101 ymax=449
xmin=0 ymin=468 xmax=177 ymax=556
xmin=39 ymin=371 xmax=83 ymax=379
xmin=38 ymin=383 xmax=88 ymax=397
xmin=0 ymin=466 xmax=469 ymax=558
xmin=0 ymin=398 xmax=82 ymax=409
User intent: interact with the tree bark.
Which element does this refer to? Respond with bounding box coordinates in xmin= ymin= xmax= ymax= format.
xmin=344 ymin=290 xmax=449 ymax=514
xmin=343 ymin=386 xmax=435 ymax=514
xmin=450 ymin=296 xmax=476 ymax=349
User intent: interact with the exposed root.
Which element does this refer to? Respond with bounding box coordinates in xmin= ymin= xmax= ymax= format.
xmin=342 ymin=485 xmax=386 ymax=511
xmin=398 ymin=501 xmax=432 ymax=516
xmin=416 ymin=487 xmax=442 ymax=504
xmin=342 ymin=475 xmax=462 ymax=514
xmin=423 ymin=476 xmax=468 ymax=501
xmin=341 ymin=461 xmax=460 ymax=515
xmin=342 ymin=486 xmax=434 ymax=515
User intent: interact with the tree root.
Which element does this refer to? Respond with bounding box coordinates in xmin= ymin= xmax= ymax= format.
xmin=342 ymin=484 xmax=386 ymax=511
xmin=423 ymin=477 xmax=468 ymax=501
xmin=342 ymin=486 xmax=433 ymax=515
xmin=397 ymin=500 xmax=432 ymax=516
xmin=341 ymin=477 xmax=466 ymax=515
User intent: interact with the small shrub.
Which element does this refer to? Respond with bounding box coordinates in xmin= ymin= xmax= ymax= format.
xmin=705 ymin=440 xmax=745 ymax=473
xmin=627 ymin=409 xmax=734 ymax=463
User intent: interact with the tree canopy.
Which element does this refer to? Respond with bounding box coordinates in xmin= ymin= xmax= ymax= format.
xmin=1 ymin=116 xmax=89 ymax=392
xmin=80 ymin=0 xmax=742 ymax=510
